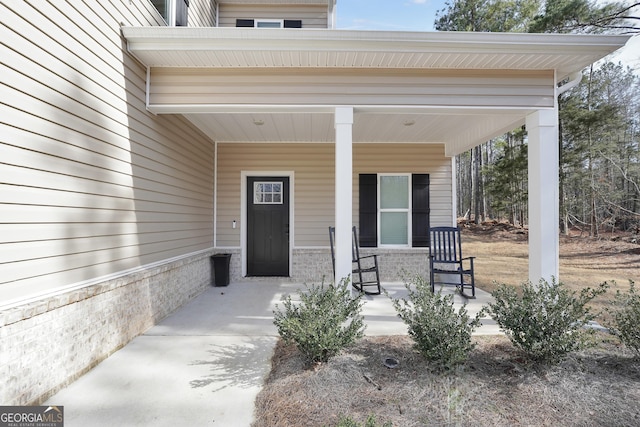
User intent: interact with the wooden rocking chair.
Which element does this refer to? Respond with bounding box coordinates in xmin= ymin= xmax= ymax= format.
xmin=429 ymin=226 xmax=476 ymax=298
xmin=329 ymin=226 xmax=381 ymax=295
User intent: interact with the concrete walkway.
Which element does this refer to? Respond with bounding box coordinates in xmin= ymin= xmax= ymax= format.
xmin=45 ymin=281 xmax=499 ymax=426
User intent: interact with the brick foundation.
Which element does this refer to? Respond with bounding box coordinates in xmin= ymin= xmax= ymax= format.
xmin=291 ymin=248 xmax=429 ymax=284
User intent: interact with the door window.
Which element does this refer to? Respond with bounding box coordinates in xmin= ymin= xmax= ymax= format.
xmin=253 ymin=182 xmax=283 ymax=204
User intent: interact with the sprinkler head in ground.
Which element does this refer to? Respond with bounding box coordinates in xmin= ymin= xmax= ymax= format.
xmin=383 ymin=357 xmax=399 ymax=369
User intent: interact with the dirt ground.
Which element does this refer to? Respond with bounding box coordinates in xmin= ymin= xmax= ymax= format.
xmin=253 ymin=223 xmax=640 ymax=427
xmin=460 ymin=220 xmax=639 ymax=295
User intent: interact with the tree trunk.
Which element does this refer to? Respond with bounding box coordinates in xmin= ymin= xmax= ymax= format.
xmin=469 ymin=149 xmax=475 ymax=222
xmin=586 ymin=65 xmax=599 ymax=238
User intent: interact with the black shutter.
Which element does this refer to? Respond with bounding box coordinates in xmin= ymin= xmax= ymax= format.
xmin=236 ymin=19 xmax=254 ymax=27
xmin=359 ymin=174 xmax=377 ymax=247
xmin=284 ymin=20 xmax=302 ymax=28
xmin=412 ymin=174 xmax=430 ymax=247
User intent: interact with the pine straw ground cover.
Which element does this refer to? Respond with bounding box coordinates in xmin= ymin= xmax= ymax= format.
xmin=254 ymin=224 xmax=640 ymax=426
xmin=253 ymin=335 xmax=640 ymax=427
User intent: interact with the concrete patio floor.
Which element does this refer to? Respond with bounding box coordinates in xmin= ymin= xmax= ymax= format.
xmin=44 ymin=281 xmax=499 ymax=426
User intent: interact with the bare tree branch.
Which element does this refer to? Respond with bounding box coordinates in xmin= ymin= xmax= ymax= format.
xmin=600 ymin=198 xmax=640 ymax=217
xmin=598 ymin=149 xmax=640 ymax=196
xmin=565 ymin=2 xmax=640 ymax=33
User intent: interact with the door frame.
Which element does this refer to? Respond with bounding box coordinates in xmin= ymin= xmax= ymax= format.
xmin=241 ymin=171 xmax=295 ymax=277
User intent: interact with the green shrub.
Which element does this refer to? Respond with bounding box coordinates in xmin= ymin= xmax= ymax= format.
xmin=273 ymin=278 xmax=365 ymax=364
xmin=332 ymin=414 xmax=392 ymax=427
xmin=488 ymin=278 xmax=608 ymax=363
xmin=607 ymin=280 xmax=640 ymax=355
xmin=390 ymin=276 xmax=485 ymax=370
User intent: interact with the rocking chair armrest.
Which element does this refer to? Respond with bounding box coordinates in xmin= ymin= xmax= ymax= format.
xmin=461 ymin=257 xmax=475 ymax=268
xmin=460 ymin=257 xmax=475 ymax=270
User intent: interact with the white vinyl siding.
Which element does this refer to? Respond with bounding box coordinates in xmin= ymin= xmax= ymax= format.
xmin=0 ymin=1 xmax=214 ymax=303
xmin=215 ymin=142 xmax=452 ymax=248
xmin=188 ymin=0 xmax=217 ymax=26
xmin=216 ymin=143 xmax=334 ymax=248
xmin=149 ymin=0 xmax=216 ymax=26
xmin=149 ymin=68 xmax=556 ymax=109
xmin=218 ymin=4 xmax=329 ymax=28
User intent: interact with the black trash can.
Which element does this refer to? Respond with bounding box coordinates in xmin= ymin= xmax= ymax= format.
xmin=210 ymin=253 xmax=231 ymax=287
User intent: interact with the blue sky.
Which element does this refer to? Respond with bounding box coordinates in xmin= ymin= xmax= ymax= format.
xmin=334 ymin=0 xmax=639 ymax=71
xmin=336 ymin=0 xmax=446 ymax=31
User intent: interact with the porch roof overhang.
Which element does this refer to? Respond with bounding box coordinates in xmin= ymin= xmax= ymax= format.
xmin=122 ymin=27 xmax=630 ymax=155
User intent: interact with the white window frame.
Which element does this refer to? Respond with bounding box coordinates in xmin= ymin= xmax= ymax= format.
xmin=377 ymin=173 xmax=412 ymax=248
xmin=253 ymin=181 xmax=284 ymax=205
xmin=150 ymin=0 xmax=187 ymax=26
xmin=255 ymin=19 xmax=284 ymax=28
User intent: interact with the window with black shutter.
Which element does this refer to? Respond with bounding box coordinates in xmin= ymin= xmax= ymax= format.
xmin=236 ymin=19 xmax=302 ymax=28
xmin=358 ymin=173 xmax=430 ymax=247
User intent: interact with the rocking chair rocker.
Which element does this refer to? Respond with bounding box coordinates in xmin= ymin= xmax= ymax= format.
xmin=329 ymin=226 xmax=381 ymax=295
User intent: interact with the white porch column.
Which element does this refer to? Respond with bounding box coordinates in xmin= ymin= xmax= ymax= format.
xmin=526 ymin=108 xmax=560 ymax=284
xmin=334 ymin=107 xmax=354 ymax=286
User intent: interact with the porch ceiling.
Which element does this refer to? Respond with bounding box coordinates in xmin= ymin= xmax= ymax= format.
xmin=122 ymin=28 xmax=630 ymax=155
xmin=184 ymin=108 xmax=528 ymax=155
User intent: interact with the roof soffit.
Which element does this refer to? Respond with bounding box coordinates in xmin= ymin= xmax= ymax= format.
xmin=122 ymin=28 xmax=631 ymax=80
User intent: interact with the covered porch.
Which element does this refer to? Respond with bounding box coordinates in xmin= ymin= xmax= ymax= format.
xmin=122 ymin=27 xmax=630 ymax=286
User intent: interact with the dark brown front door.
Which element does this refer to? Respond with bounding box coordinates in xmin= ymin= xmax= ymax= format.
xmin=247 ymin=177 xmax=290 ymax=276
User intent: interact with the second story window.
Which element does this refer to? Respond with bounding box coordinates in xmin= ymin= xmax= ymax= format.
xmin=151 ymin=0 xmax=189 ymax=26
xmin=257 ymin=20 xmax=283 ymax=28
xmin=236 ymin=19 xmax=302 ymax=28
